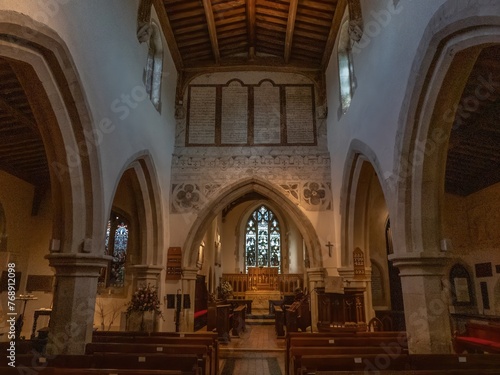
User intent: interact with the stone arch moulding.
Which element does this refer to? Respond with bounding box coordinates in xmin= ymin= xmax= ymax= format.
xmin=0 ymin=11 xmax=104 ymax=254
xmin=182 ymin=177 xmax=324 ymax=270
xmin=393 ymin=0 xmax=500 ymax=257
xmin=339 ymin=139 xmax=393 ymax=266
xmin=107 ymin=151 xmax=164 ymax=268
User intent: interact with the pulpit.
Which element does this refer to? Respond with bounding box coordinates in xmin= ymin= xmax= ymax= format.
xmin=316 ymin=288 xmax=366 ymax=331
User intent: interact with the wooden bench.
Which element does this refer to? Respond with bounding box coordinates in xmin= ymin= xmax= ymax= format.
xmin=231 ymin=305 xmax=246 ymax=337
xmin=86 ymin=343 xmax=210 ymax=375
xmin=0 ymin=365 xmax=188 ymax=375
xmin=91 ymin=334 xmax=217 ymax=375
xmin=286 ymin=331 xmax=407 ymax=375
xmin=454 ymin=321 xmax=500 ymax=353
xmin=298 ymin=354 xmax=500 ymax=375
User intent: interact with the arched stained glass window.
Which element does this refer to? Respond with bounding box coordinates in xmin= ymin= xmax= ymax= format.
xmin=99 ymin=213 xmax=129 ymax=288
xmin=245 ymin=205 xmax=281 ymax=273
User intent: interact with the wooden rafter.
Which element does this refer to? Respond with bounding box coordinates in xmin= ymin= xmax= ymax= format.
xmin=0 ymin=97 xmax=37 ymax=131
xmin=246 ymin=0 xmax=256 ymax=59
xmin=202 ymin=0 xmax=220 ymax=64
xmin=152 ymin=0 xmax=183 ymax=70
xmin=321 ymin=0 xmax=347 ymax=70
xmin=284 ymin=0 xmax=298 ymax=63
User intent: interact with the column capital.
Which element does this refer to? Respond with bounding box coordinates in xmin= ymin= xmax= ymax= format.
xmin=182 ymin=267 xmax=199 ymax=280
xmin=46 ymin=253 xmax=111 ymax=277
xmin=132 ymin=264 xmax=163 ymax=276
xmin=389 ymin=254 xmax=450 ymax=276
xmin=306 ymin=267 xmax=325 ymax=282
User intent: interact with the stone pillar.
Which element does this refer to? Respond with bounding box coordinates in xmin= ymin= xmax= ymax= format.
xmin=131 ymin=265 xmax=163 ymax=331
xmin=132 ymin=264 xmax=163 ymax=288
xmin=307 ymin=267 xmax=325 ymax=332
xmin=391 ymin=255 xmax=452 ymax=354
xmin=180 ymin=267 xmax=198 ymax=332
xmin=45 ymin=253 xmax=110 ymax=355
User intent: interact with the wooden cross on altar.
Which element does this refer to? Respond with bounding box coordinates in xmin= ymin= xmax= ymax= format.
xmin=325 ymin=241 xmax=334 ymax=257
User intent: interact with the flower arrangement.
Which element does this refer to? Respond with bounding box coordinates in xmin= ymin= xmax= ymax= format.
xmin=126 ymin=283 xmax=163 ymax=319
xmin=218 ymin=280 xmax=233 ymax=300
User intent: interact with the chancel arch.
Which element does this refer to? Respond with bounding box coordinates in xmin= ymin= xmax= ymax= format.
xmin=183 ymin=177 xmax=323 ymax=271
xmin=394 ymin=0 xmax=500 ymax=353
xmin=180 ymin=177 xmax=323 ymax=330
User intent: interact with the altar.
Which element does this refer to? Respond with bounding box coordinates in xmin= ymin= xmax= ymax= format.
xmin=244 ymin=290 xmax=281 ymax=310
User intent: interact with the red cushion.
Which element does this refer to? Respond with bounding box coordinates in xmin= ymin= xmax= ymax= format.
xmin=456 ymin=336 xmax=494 ymax=347
xmin=194 ymin=309 xmax=207 ymax=319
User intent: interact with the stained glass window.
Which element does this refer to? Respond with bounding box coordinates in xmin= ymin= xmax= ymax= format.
xmin=245 ymin=205 xmax=281 ymax=273
xmin=99 ymin=213 xmax=129 ymax=288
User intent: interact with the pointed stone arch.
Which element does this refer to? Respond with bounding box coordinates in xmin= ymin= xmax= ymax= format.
xmin=339 ymin=140 xmax=392 ymax=266
xmin=108 ymin=151 xmax=165 ymax=284
xmin=0 ymin=11 xmax=106 ymax=354
xmin=182 ymin=177 xmax=323 ymax=270
xmin=393 ymin=1 xmax=500 ymax=257
xmin=391 ymin=0 xmax=500 ymax=353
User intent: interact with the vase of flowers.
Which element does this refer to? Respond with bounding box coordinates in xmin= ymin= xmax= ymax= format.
xmin=218 ymin=280 xmax=233 ymax=301
xmin=126 ymin=283 xmax=163 ymax=332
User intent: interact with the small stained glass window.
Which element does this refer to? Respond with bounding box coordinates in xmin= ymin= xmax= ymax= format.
xmin=99 ymin=213 xmax=129 ymax=288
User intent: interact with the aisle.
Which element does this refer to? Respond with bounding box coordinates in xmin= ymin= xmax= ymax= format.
xmin=219 ymin=324 xmax=285 ymax=375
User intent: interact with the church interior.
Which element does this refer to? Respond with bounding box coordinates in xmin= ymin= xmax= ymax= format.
xmin=1 ymin=0 xmax=500 ymax=374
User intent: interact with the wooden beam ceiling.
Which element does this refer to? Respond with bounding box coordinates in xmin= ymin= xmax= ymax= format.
xmin=202 ymin=0 xmax=220 ymax=64
xmin=284 ymin=0 xmax=298 ymax=64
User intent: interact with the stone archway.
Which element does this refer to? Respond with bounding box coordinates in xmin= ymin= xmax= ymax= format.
xmin=339 ymin=143 xmax=394 ymax=325
xmin=183 ymin=177 xmax=323 ymax=271
xmin=180 ymin=177 xmax=324 ymax=331
xmin=0 ymin=12 xmax=105 ymax=354
xmin=392 ymin=0 xmax=500 ymax=353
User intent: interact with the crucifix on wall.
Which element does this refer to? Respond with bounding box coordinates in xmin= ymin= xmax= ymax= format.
xmin=325 ymin=241 xmax=334 ymax=257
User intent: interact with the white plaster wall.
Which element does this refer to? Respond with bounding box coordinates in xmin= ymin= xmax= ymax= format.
xmin=325 ymin=0 xmax=446 ymax=253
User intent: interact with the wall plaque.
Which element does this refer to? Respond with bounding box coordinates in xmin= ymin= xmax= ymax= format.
xmin=166 ymin=247 xmax=182 ymax=280
xmin=353 ymin=248 xmax=365 ymax=278
xmin=186 ymin=79 xmax=316 ymax=146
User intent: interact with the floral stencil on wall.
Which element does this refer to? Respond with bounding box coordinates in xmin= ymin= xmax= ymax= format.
xmin=302 ymin=181 xmax=331 ymax=210
xmin=172 ymin=183 xmax=203 ymax=213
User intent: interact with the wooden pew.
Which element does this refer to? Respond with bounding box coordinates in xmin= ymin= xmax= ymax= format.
xmin=297 ymin=354 xmax=500 ymax=375
xmin=286 ymin=331 xmax=407 ymax=375
xmin=297 ymin=353 xmax=410 ymax=374
xmin=92 ymin=353 xmax=201 ymax=375
xmin=231 ymin=305 xmax=246 ymax=337
xmin=52 ymin=370 xmax=183 ymax=375
xmin=91 ymin=334 xmax=217 ymax=375
xmin=311 ymin=371 xmax=500 ymax=375
xmin=86 ymin=343 xmax=209 ymax=375
xmin=454 ymin=321 xmax=500 ymax=353
xmin=290 ymin=346 xmax=409 ymax=375
xmin=275 ymin=305 xmax=285 ymax=338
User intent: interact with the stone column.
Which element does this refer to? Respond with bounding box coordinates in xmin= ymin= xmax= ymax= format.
xmin=45 ymin=253 xmax=110 ymax=355
xmin=132 ymin=264 xmax=163 ymax=288
xmin=307 ymin=267 xmax=325 ymax=332
xmin=180 ymin=267 xmax=198 ymax=331
xmin=131 ymin=265 xmax=163 ymax=331
xmin=390 ymin=255 xmax=452 ymax=354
